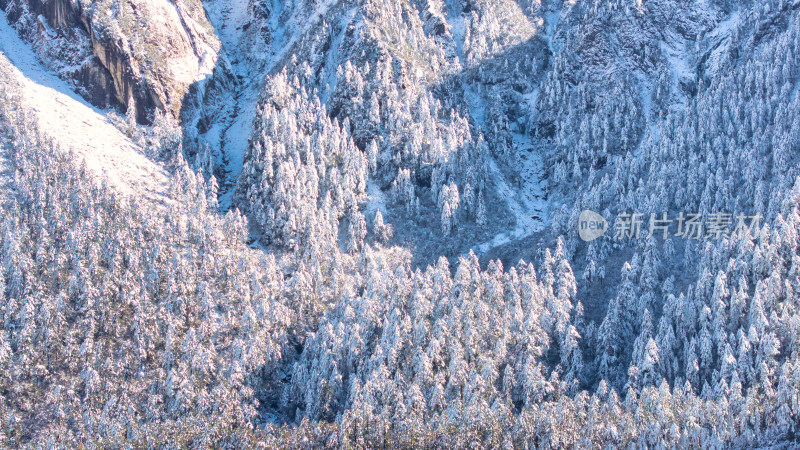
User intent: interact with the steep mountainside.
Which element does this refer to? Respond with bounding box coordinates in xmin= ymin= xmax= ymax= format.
xmin=192 ymin=0 xmax=554 ymax=264
xmin=0 ymin=0 xmax=223 ymax=123
xmin=0 ymin=9 xmax=169 ymax=200
xmin=2 ymin=0 xmax=800 ymax=447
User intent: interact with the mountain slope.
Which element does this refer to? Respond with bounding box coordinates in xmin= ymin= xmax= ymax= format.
xmin=0 ymin=0 xmax=223 ymax=124
xmin=0 ymin=10 xmax=170 ymax=202
xmin=3 ymin=0 xmax=800 ymax=447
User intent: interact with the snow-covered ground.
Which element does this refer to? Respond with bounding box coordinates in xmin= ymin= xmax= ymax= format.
xmin=700 ymin=10 xmax=740 ymax=79
xmin=364 ymin=178 xmax=388 ymax=222
xmin=0 ymin=11 xmax=170 ymax=203
xmin=463 ymin=81 xmax=547 ymax=254
xmin=202 ymin=0 xmax=265 ymax=209
xmin=159 ymin=0 xmax=219 ymax=87
xmin=659 ymin=28 xmax=695 ymax=107
xmin=204 ymin=0 xmax=346 ymax=210
xmin=444 ymin=0 xmax=467 ymax=62
xmin=476 ymin=134 xmax=547 ymax=253
xmin=0 ymin=135 xmax=10 ymax=204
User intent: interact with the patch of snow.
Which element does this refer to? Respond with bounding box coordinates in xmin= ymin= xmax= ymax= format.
xmin=0 ymin=137 xmax=10 ymax=204
xmin=444 ymin=0 xmax=466 ymax=62
xmin=0 ymin=10 xmax=170 ymax=203
xmin=659 ymin=25 xmax=698 ymax=107
xmin=321 ymin=7 xmax=358 ymax=104
xmin=463 ymin=83 xmax=486 ymax=125
xmin=522 ymin=87 xmax=540 ymax=119
xmin=705 ymin=10 xmax=740 ymax=43
xmin=214 ymin=87 xmax=259 ymax=210
xmin=173 ymin=1 xmax=220 ymax=78
xmin=149 ymin=0 xmax=218 ymax=86
xmin=475 ymin=134 xmax=547 ymax=254
xmin=543 ymin=5 xmax=562 ymax=54
xmin=632 ymin=65 xmax=659 ymax=142
xmin=364 ymin=178 xmax=388 ymax=221
xmin=270 ymin=0 xmax=339 ymax=67
xmin=461 ymin=66 xmax=547 ymax=255
xmin=701 ymin=10 xmax=740 ymax=79
xmin=203 ymin=0 xmax=265 ymax=209
xmin=203 ymin=0 xmax=255 ymax=65
xmin=661 ymin=38 xmax=693 ymax=82
xmin=205 ymin=0 xmax=347 ymax=210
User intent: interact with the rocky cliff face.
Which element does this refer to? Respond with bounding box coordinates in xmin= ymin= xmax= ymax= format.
xmin=0 ymin=0 xmax=223 ymax=124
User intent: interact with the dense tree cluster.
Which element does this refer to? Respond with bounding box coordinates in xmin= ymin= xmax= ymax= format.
xmin=264 ymin=0 xmax=497 ymax=245
xmin=0 ymin=71 xmax=294 ymax=444
xmin=2 ymin=0 xmax=800 ymax=448
xmin=234 ymin=71 xmax=368 ymax=251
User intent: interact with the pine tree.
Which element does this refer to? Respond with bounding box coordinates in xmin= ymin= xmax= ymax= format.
xmin=372 ymin=209 xmax=393 ymax=244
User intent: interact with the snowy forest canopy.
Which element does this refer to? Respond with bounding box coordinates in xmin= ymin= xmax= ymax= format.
xmin=1 ymin=0 xmax=800 ymax=447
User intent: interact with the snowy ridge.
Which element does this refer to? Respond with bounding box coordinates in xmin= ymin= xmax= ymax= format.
xmin=0 ymin=10 xmax=170 ymax=204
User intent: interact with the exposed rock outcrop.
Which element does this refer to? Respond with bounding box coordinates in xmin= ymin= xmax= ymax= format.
xmin=0 ymin=0 xmax=223 ymax=124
